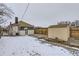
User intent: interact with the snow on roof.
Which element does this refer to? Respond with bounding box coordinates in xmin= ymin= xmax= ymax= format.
xmin=49 ymin=24 xmax=68 ymax=28
xmin=7 ymin=20 xmax=34 ymax=28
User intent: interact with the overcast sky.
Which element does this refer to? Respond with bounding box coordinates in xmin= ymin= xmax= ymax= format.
xmin=4 ymin=3 xmax=79 ymax=27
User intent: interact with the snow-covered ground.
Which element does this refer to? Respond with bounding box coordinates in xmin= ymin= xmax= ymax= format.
xmin=0 ymin=35 xmax=74 ymax=56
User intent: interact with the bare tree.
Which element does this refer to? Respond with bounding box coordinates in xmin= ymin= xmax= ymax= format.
xmin=0 ymin=3 xmax=14 ymax=38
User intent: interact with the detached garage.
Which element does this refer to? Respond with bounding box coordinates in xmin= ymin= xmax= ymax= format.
xmin=48 ymin=25 xmax=70 ymax=41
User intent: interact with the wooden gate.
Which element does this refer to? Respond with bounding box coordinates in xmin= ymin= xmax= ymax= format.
xmin=70 ymin=27 xmax=79 ymax=38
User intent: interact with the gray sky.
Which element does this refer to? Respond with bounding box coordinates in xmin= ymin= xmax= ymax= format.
xmin=4 ymin=3 xmax=79 ymax=27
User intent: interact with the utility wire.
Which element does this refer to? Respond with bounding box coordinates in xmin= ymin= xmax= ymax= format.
xmin=21 ymin=3 xmax=29 ymax=19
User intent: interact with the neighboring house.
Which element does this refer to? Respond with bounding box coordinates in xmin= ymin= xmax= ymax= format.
xmin=9 ymin=23 xmax=19 ymax=36
xmin=7 ymin=17 xmax=34 ymax=36
xmin=0 ymin=26 xmax=3 ymax=36
xmin=7 ymin=17 xmax=19 ymax=36
xmin=58 ymin=21 xmax=71 ymax=26
xmin=72 ymin=20 xmax=79 ymax=26
xmin=2 ymin=28 xmax=8 ymax=36
xmin=0 ymin=26 xmax=8 ymax=36
xmin=18 ymin=20 xmax=34 ymax=35
xmin=70 ymin=20 xmax=79 ymax=27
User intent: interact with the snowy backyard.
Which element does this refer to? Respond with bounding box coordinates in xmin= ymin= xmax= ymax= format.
xmin=0 ymin=35 xmax=79 ymax=56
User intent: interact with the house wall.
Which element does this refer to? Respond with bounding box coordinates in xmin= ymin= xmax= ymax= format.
xmin=19 ymin=30 xmax=26 ymax=35
xmin=8 ymin=26 xmax=13 ymax=35
xmin=3 ymin=32 xmax=8 ymax=36
xmin=28 ymin=30 xmax=34 ymax=35
xmin=48 ymin=26 xmax=70 ymax=41
xmin=12 ymin=26 xmax=19 ymax=35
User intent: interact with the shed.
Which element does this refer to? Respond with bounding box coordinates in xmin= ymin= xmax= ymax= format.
xmin=48 ymin=25 xmax=70 ymax=41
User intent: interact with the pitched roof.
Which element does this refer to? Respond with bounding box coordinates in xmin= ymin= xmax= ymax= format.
xmin=18 ymin=20 xmax=34 ymax=28
xmin=8 ymin=21 xmax=33 ymax=27
xmin=7 ymin=20 xmax=34 ymax=30
xmin=49 ymin=24 xmax=68 ymax=28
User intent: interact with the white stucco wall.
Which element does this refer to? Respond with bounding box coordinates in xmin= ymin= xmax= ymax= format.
xmin=12 ymin=26 xmax=18 ymax=33
xmin=28 ymin=30 xmax=34 ymax=35
xmin=19 ymin=30 xmax=26 ymax=35
xmin=3 ymin=32 xmax=8 ymax=36
xmin=12 ymin=26 xmax=19 ymax=35
xmin=48 ymin=26 xmax=70 ymax=41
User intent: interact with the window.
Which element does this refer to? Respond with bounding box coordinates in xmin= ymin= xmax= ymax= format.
xmin=20 ymin=27 xmax=25 ymax=30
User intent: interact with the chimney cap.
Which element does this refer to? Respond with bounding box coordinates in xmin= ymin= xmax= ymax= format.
xmin=15 ymin=17 xmax=18 ymax=24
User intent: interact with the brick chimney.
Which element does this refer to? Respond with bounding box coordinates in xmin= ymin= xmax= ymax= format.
xmin=15 ymin=17 xmax=18 ymax=24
